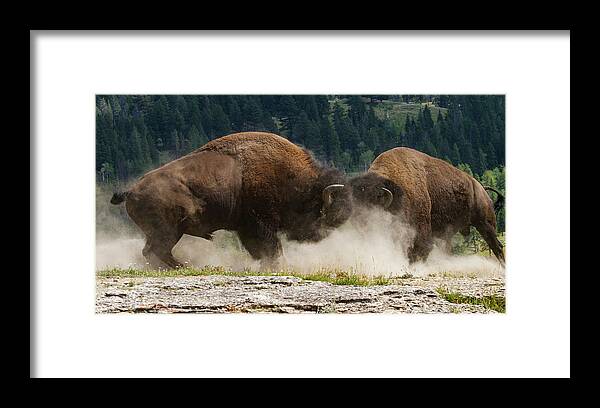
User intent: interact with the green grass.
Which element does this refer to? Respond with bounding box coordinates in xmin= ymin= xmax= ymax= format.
xmin=300 ymin=269 xmax=390 ymax=286
xmin=97 ymin=266 xmax=391 ymax=286
xmin=436 ymin=287 xmax=506 ymax=313
xmin=328 ymin=98 xmax=448 ymax=132
xmin=373 ymin=101 xmax=448 ymax=130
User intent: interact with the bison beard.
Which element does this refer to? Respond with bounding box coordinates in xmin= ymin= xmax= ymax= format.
xmin=350 ymin=147 xmax=505 ymax=266
xmin=110 ymin=132 xmax=352 ymax=270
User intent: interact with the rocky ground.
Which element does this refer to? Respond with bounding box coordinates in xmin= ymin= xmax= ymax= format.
xmin=96 ymin=274 xmax=505 ymax=314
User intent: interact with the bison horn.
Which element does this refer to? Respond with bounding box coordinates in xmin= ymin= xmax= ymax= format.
xmin=322 ymin=184 xmax=345 ymax=207
xmin=381 ymin=187 xmax=393 ymax=208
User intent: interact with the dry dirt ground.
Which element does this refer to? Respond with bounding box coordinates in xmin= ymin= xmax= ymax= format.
xmin=96 ymin=275 xmax=505 ymax=313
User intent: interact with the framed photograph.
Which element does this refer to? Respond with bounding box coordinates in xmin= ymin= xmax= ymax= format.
xmin=31 ymin=31 xmax=570 ymax=378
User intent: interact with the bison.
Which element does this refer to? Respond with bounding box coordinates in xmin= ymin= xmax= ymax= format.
xmin=350 ymin=147 xmax=505 ymax=265
xmin=110 ymin=132 xmax=352 ymax=270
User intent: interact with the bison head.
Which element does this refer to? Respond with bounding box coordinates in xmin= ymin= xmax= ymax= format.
xmin=285 ymin=169 xmax=352 ymax=242
xmin=349 ymin=172 xmax=401 ymax=211
xmin=320 ymin=183 xmax=353 ymax=229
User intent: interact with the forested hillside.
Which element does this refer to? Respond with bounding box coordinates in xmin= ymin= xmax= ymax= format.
xmin=96 ymin=95 xmax=503 ymax=175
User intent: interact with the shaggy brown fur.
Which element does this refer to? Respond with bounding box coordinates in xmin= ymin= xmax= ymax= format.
xmin=111 ymin=132 xmax=352 ymax=269
xmin=350 ymin=147 xmax=505 ymax=265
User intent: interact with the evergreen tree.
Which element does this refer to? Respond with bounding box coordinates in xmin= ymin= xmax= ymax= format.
xmin=151 ymin=96 xmax=170 ymax=137
xmin=438 ymin=135 xmax=451 ymax=159
xmin=167 ymin=129 xmax=180 ymax=152
xmin=304 ymin=119 xmax=323 ymax=157
xmin=187 ymin=125 xmax=208 ymax=150
xmin=210 ymin=104 xmax=231 ymax=137
xmin=320 ymin=115 xmax=341 ymax=164
xmin=347 ymin=95 xmax=367 ymax=126
xmin=436 ymin=109 xmax=445 ymax=123
xmin=423 ymin=139 xmax=438 ymax=158
xmin=295 ymin=95 xmax=319 ymax=121
xmin=228 ymin=98 xmax=243 ymax=131
xmin=358 ymin=147 xmax=375 ymax=171
xmin=277 ymin=96 xmax=299 ymax=135
xmin=450 ymin=143 xmax=461 ymax=166
xmin=139 ymin=126 xmax=151 ymax=166
xmin=242 ymin=97 xmax=263 ymax=131
xmin=338 ymin=150 xmax=353 ymax=172
xmin=145 ymin=128 xmax=159 ymax=166
xmin=459 ymin=138 xmax=474 ymax=166
xmin=314 ymin=95 xmax=330 ymax=117
xmin=129 ymin=126 xmax=144 ymax=170
xmin=486 ymin=141 xmax=498 ymax=169
xmin=421 ymin=105 xmax=434 ymax=130
xmin=474 ymin=148 xmax=488 ymax=175
xmin=292 ymin=111 xmax=311 ymax=145
xmin=333 ymin=102 xmax=360 ymax=163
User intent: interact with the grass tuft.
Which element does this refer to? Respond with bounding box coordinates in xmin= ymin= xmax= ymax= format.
xmin=97 ymin=266 xmax=391 ymax=286
xmin=301 ymin=268 xmax=390 ymax=286
xmin=436 ymin=287 xmax=505 ymax=313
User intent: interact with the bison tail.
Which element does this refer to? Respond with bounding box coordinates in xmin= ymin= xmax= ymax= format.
xmin=110 ymin=191 xmax=129 ymax=205
xmin=483 ymin=186 xmax=505 ymax=213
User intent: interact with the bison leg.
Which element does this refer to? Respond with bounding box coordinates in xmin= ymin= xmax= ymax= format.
xmin=475 ymin=222 xmax=505 ymax=266
xmin=142 ymin=240 xmax=156 ymax=267
xmin=408 ymin=225 xmax=434 ymax=264
xmin=439 ymin=226 xmax=467 ymax=255
xmin=238 ymin=227 xmax=283 ymax=272
xmin=438 ymin=229 xmax=457 ymax=255
xmin=142 ymin=231 xmax=184 ymax=270
xmin=402 ymin=197 xmax=434 ymax=264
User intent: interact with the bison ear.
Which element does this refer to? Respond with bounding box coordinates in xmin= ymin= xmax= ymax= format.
xmin=322 ymin=184 xmax=345 ymax=208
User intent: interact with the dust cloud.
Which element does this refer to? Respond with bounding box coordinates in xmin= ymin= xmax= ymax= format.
xmin=281 ymin=208 xmax=504 ymax=278
xmin=96 ymin=198 xmax=504 ymax=278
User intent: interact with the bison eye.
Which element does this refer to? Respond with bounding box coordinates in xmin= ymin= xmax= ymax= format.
xmin=361 ymin=187 xmax=365 ymax=192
